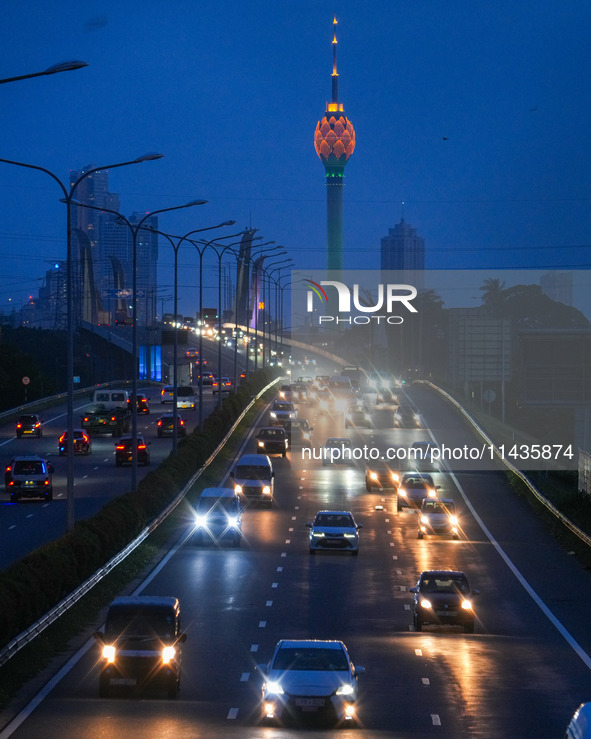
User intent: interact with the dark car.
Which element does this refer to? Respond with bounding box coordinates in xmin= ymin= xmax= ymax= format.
xmin=322 ymin=437 xmax=354 ymax=467
xmin=256 ymin=427 xmax=289 ymax=457
xmin=212 ymin=377 xmax=233 ymax=394
xmin=94 ymin=595 xmax=186 ymax=698
xmin=128 ymin=393 xmax=150 ymax=414
xmin=364 ymin=464 xmax=400 ymax=492
xmin=345 ymin=405 xmax=372 ymax=429
xmin=282 ymin=418 xmax=313 ymax=445
xmin=15 ymin=414 xmax=43 ymax=439
xmin=156 ymin=413 xmax=187 ymax=438
xmin=5 ymin=455 xmax=54 ymax=501
xmin=393 ymin=405 xmax=423 ymax=428
xmin=58 ymin=429 xmax=91 ymax=456
xmin=115 ymin=435 xmax=151 ymax=466
xmin=375 ymin=387 xmax=398 ymax=405
xmin=410 ymin=570 xmax=479 ymax=633
xmin=397 ymin=472 xmax=438 ymax=511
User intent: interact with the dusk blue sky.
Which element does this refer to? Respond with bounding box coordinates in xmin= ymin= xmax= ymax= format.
xmin=1 ymin=1 xmax=590 ymax=317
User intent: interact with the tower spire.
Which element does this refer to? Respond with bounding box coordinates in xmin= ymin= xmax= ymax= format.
xmin=332 ymin=16 xmax=338 ymax=104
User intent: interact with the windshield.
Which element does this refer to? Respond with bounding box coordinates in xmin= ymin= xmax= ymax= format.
xmin=105 ymin=607 xmax=176 ymax=638
xmin=196 ymin=497 xmax=238 ymax=513
xmin=177 ymin=387 xmax=194 ymax=397
xmin=315 ymin=513 xmax=354 ymax=527
xmin=259 ymin=429 xmax=284 ymax=438
xmin=273 ymin=403 xmax=292 ymax=411
xmin=422 ymin=501 xmax=455 ymax=514
xmin=273 ymin=647 xmax=348 ymax=671
xmin=236 ymin=465 xmax=271 ymax=480
xmin=420 ymin=576 xmax=470 ymax=594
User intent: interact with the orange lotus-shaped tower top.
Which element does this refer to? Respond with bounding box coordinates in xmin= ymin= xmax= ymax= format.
xmin=314 ymin=16 xmax=355 ymax=168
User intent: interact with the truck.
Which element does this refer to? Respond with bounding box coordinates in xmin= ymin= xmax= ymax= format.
xmin=81 ymin=404 xmax=131 ymax=437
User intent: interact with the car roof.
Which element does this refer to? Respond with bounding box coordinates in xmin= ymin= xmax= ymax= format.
xmin=276 ymin=639 xmax=346 ymax=651
xmin=420 ymin=570 xmax=467 ymax=579
xmin=314 ymin=509 xmax=354 ymax=517
xmin=237 ymin=453 xmax=272 ymax=465
xmin=200 ymin=487 xmax=238 ymax=498
xmin=325 ymin=437 xmax=351 ymax=444
xmin=421 ymin=497 xmax=454 ymax=506
xmin=10 ymin=455 xmax=47 ymax=462
xmin=109 ymin=595 xmax=179 ymax=610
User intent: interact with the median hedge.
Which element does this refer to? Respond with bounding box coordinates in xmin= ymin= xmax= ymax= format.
xmin=0 ymin=368 xmax=279 ymax=649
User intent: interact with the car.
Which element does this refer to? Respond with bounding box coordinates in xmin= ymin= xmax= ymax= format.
xmin=175 ymin=386 xmax=197 ymax=409
xmin=58 ymin=429 xmax=91 ymax=456
xmin=410 ymin=570 xmax=479 ymax=633
xmin=128 ymin=393 xmax=150 ymax=414
xmin=193 ymin=487 xmax=244 ymax=546
xmin=94 ymin=595 xmax=186 ymax=698
xmin=156 ymin=413 xmax=187 ymax=437
xmin=15 ymin=414 xmax=43 ymax=438
xmin=306 ymin=510 xmax=362 ymax=555
xmin=315 ymin=388 xmax=332 ymax=412
xmin=269 ymin=400 xmax=296 ymax=424
xmin=344 ymin=406 xmax=373 ymax=429
xmin=258 ymin=639 xmax=364 ymax=726
xmin=197 ymin=372 xmax=215 ymax=387
xmin=322 ymin=437 xmax=354 ymax=466
xmin=160 ymin=385 xmax=175 ymax=404
xmin=256 ymin=426 xmax=289 ymax=457
xmin=394 ymin=405 xmax=423 ymax=428
xmin=397 ymin=472 xmax=439 ymax=511
xmin=566 ymin=703 xmax=591 ymax=738
xmin=375 ymin=387 xmax=398 ymax=405
xmin=290 ymin=382 xmax=310 ymax=403
xmin=115 ymin=435 xmax=151 ymax=466
xmin=277 ymin=384 xmax=292 ymax=401
xmin=282 ymin=418 xmax=313 ymax=445
xmin=411 ymin=440 xmax=439 ymax=468
xmin=5 ymin=456 xmax=54 ymax=501
xmin=418 ymin=498 xmax=459 ymax=539
xmin=231 ymin=454 xmax=275 ymax=506
xmin=212 ymin=377 xmax=233 ymax=394
xmin=365 ymin=464 xmax=400 ymax=492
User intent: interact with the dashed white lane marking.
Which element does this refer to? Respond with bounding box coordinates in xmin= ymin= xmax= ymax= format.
xmin=240 ymin=673 xmax=250 ymax=682
xmin=281 ymin=552 xmax=287 ymax=557
xmin=26 ymin=514 xmax=34 ymax=519
xmin=291 ymin=516 xmax=297 ymax=520
xmin=285 ymin=539 xmax=291 ymax=544
xmin=259 ymin=621 xmax=266 ymax=628
xmin=404 ymin=604 xmax=410 ymax=611
xmin=415 ymin=649 xmax=423 ymax=656
xmin=288 ymin=528 xmax=293 ymax=532
xmin=272 ymin=582 xmax=278 ymax=588
xmin=227 ymin=708 xmax=239 ymax=720
xmin=266 ymin=601 xmax=273 ymax=607
xmin=250 ymin=644 xmax=259 ymax=652
xmin=431 ymin=715 xmax=441 ymax=726
xmin=277 ymin=566 xmax=283 ymax=572
xmin=295 ymin=505 xmax=299 ymax=509
xmin=396 ymin=569 xmax=402 ymax=575
xmin=422 ymin=678 xmax=430 ymax=685
xmin=392 ymin=555 xmax=398 ymax=560
xmin=299 ymin=486 xmax=303 ymax=490
xmin=389 ymin=542 xmax=395 ymax=547
xmin=8 ymin=525 xmax=16 ymax=530
xmin=385 ymin=518 xmax=390 ymax=522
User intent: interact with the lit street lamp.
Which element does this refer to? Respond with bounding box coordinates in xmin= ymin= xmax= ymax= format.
xmin=0 ymin=60 xmax=88 ymax=85
xmin=0 ymin=152 xmax=164 ymax=531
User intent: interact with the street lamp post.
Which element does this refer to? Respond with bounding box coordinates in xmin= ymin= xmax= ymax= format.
xmin=0 ymin=60 xmax=88 ymax=85
xmin=257 ymin=251 xmax=287 ymax=368
xmin=267 ymin=260 xmax=294 ymax=361
xmin=67 ymin=199 xmax=208 ymax=483
xmin=0 ymin=153 xmax=163 ymax=531
xmin=145 ymin=222 xmax=236 ymax=448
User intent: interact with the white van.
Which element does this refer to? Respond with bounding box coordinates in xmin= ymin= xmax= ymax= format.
xmin=231 ymin=454 xmax=275 ymax=507
xmin=92 ymin=389 xmax=130 ymax=410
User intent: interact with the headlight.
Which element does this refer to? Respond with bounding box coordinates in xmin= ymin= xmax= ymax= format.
xmin=195 ymin=514 xmax=208 ymax=528
xmin=420 ymin=598 xmax=432 ymax=609
xmin=102 ymin=645 xmax=116 ymax=663
xmin=262 ymin=485 xmax=271 ymax=495
xmin=336 ymin=683 xmax=355 ymax=695
xmin=162 ymin=646 xmax=176 ymax=664
xmin=420 ymin=515 xmax=429 ymax=524
xmin=312 ymin=532 xmax=324 ymax=537
xmin=343 ymin=532 xmax=357 ymax=538
xmin=392 ymin=472 xmax=400 ymax=482
xmin=450 ymin=515 xmax=458 ymax=525
xmin=266 ymin=681 xmax=284 ymax=695
xmin=270 ymin=412 xmax=277 ymax=418
xmin=461 ymin=600 xmax=473 ymax=610
xmin=258 ymin=441 xmax=265 ymax=448
xmin=399 ymin=488 xmax=407 ymax=497
xmin=370 ymin=472 xmax=378 ymax=481
xmin=234 ymin=484 xmax=243 ymax=494
xmin=427 ymin=488 xmax=436 ymax=497
xmin=227 ymin=516 xmax=240 ymax=529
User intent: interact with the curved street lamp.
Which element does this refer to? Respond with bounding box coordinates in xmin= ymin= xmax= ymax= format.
xmin=267 ymin=259 xmax=295 ymax=361
xmin=0 ymin=60 xmax=88 ymax=85
xmin=144 ymin=221 xmax=237 ymax=447
xmin=67 ymin=199 xmax=208 ymax=479
xmin=0 ymin=152 xmax=164 ymax=530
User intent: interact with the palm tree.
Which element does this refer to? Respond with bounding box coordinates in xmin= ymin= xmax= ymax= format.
xmin=480 ymin=278 xmax=506 ymax=311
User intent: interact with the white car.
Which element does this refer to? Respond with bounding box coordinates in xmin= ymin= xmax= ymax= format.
xmin=269 ymin=400 xmax=296 ymax=425
xmin=418 ymin=497 xmax=459 ymax=539
xmin=322 ymin=437 xmax=354 ymax=466
xmin=306 ymin=510 xmax=362 ymax=555
xmin=258 ymin=639 xmax=364 ymax=725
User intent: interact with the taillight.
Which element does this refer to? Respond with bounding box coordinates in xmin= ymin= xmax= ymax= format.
xmin=83 ymin=417 xmax=89 ymax=422
xmin=138 ymin=444 xmax=146 ymax=450
xmin=83 ymin=434 xmax=89 ymax=442
xmin=59 ymin=434 xmax=66 ymax=443
xmin=116 ymin=444 xmax=125 ymax=450
xmin=157 ymin=420 xmax=162 ymax=426
xmin=16 ymin=423 xmax=22 ymax=429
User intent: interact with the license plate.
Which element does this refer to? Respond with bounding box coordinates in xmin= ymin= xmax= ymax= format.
xmin=295 ymin=697 xmax=325 ymax=708
xmin=110 ymin=677 xmax=137 ymax=686
xmin=436 ymin=610 xmax=456 ymax=617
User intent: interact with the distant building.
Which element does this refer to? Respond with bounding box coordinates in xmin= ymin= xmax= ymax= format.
xmin=380 ymin=218 xmax=425 ymax=273
xmin=540 ymin=271 xmax=572 ymax=307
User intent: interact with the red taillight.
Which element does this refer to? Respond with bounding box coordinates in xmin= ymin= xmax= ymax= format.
xmin=59 ymin=434 xmax=66 ymax=443
xmin=116 ymin=444 xmax=125 ymax=450
xmin=157 ymin=420 xmax=162 ymax=426
xmin=16 ymin=423 xmax=22 ymax=429
xmin=138 ymin=444 xmax=146 ymax=450
xmin=180 ymin=420 xmax=185 ymax=426
xmin=5 ymin=465 xmax=12 ymax=473
xmin=83 ymin=434 xmax=89 ymax=442
xmin=110 ymin=416 xmax=116 ymax=422
xmin=35 ymin=423 xmax=41 ymax=428
xmin=83 ymin=417 xmax=89 ymax=422
xmin=44 ymin=480 xmax=49 ymax=486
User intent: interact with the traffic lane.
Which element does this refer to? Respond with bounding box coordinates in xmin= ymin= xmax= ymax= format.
xmin=0 ymin=391 xmax=221 ymax=568
xmin=402 ymin=385 xmax=591 ymax=659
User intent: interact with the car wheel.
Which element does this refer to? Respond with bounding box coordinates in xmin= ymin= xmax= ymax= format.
xmin=99 ymin=676 xmax=109 ymax=698
xmin=309 ymin=548 xmax=316 ymax=555
xmin=10 ymin=494 xmax=19 ymax=503
xmin=397 ymin=503 xmax=403 ymax=512
xmin=116 ymin=460 xmax=122 ymax=467
xmin=282 ymin=451 xmax=286 ymax=458
xmin=365 ymin=483 xmax=372 ymax=492
xmin=167 ymin=680 xmax=178 ymax=699
xmin=464 ymin=622 xmax=475 ymax=634
xmin=46 ymin=490 xmax=53 ymax=502
xmin=417 ymin=532 xmax=423 ymax=539
xmin=414 ymin=615 xmax=422 ymax=632
xmin=352 ymin=549 xmax=359 ymax=556
xmin=453 ymin=534 xmax=459 ymax=540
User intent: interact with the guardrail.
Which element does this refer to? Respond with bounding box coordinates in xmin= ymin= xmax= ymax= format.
xmin=0 ymin=376 xmax=282 ymax=666
xmin=420 ymin=380 xmax=591 ymax=549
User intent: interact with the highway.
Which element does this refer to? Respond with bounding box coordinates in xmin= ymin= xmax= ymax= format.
xmin=2 ymin=374 xmax=590 ymax=737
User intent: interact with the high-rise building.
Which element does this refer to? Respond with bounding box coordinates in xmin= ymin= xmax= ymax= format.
xmin=69 ymin=167 xmax=159 ymax=327
xmin=381 ymin=218 xmax=425 ymax=273
xmin=314 ymin=17 xmax=355 ymax=272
